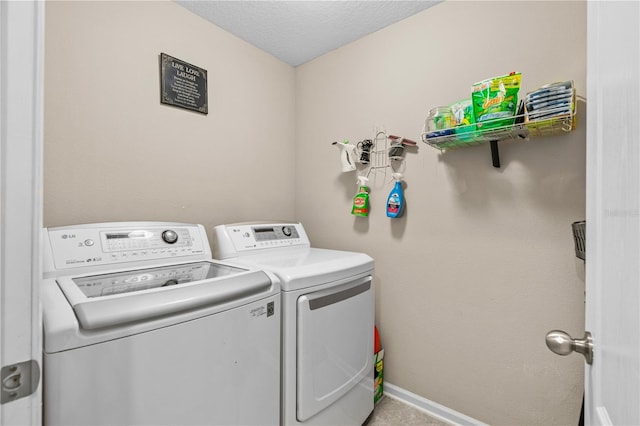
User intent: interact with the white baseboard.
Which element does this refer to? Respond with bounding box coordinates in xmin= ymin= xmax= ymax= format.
xmin=382 ymin=382 xmax=488 ymax=426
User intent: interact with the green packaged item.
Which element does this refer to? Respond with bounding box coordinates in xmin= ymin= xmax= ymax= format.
xmin=374 ymin=349 xmax=384 ymax=403
xmin=471 ymin=72 xmax=522 ymax=130
xmin=450 ymin=98 xmax=477 ymax=140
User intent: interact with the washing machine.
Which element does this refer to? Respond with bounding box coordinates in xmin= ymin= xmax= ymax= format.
xmin=41 ymin=222 xmax=281 ymax=426
xmin=212 ymin=222 xmax=374 ymax=426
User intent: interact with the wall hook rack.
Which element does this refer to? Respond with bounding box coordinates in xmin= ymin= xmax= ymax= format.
xmin=362 ymin=132 xmax=416 ymax=184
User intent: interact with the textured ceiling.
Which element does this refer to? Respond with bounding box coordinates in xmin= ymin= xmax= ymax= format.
xmin=175 ymin=1 xmax=441 ymax=67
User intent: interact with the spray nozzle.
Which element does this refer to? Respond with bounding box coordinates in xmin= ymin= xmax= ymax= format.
xmin=392 ymin=173 xmax=403 ymax=181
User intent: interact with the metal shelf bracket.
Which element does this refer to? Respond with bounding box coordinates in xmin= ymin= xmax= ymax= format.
xmin=490 ymin=140 xmax=500 ymax=168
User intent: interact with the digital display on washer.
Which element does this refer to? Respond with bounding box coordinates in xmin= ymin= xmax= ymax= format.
xmin=106 ymin=233 xmax=129 ymax=239
xmin=71 ymin=261 xmax=247 ymax=298
xmin=106 ymin=231 xmax=148 ymax=239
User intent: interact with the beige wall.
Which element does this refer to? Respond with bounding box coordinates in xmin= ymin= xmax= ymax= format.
xmin=295 ymin=1 xmax=586 ymax=425
xmin=45 ymin=1 xmax=587 ymax=425
xmin=44 ymin=1 xmax=296 ymax=238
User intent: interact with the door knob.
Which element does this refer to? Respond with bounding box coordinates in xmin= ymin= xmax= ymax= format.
xmin=545 ymin=330 xmax=593 ymax=365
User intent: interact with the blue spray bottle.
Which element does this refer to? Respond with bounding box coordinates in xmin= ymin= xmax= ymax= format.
xmin=386 ymin=173 xmax=405 ymax=218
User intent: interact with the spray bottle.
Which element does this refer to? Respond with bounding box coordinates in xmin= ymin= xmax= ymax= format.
xmin=332 ymin=140 xmax=357 ymax=173
xmin=386 ymin=173 xmax=404 ymax=218
xmin=351 ymin=176 xmax=370 ymax=217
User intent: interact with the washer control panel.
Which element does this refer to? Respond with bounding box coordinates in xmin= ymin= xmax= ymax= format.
xmin=101 ymin=228 xmax=191 ymax=252
xmin=44 ymin=222 xmax=209 ymax=271
xmin=212 ymin=223 xmax=310 ymax=258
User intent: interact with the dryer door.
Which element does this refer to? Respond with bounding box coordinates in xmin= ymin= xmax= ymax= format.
xmin=296 ymin=275 xmax=374 ymax=422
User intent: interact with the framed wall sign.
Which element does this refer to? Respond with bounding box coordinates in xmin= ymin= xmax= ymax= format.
xmin=160 ymin=52 xmax=208 ymax=114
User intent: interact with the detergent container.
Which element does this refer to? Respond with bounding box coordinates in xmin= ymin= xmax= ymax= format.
xmin=386 ymin=173 xmax=404 ymax=218
xmin=352 ymin=176 xmax=370 ymax=217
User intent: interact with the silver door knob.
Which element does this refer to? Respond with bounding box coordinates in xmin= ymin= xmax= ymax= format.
xmin=545 ymin=330 xmax=593 ymax=365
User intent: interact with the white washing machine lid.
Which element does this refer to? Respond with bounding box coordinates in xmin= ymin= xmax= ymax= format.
xmin=41 ymin=221 xmax=282 ymax=354
xmin=56 ymin=260 xmax=273 ymax=330
xmin=223 ymin=247 xmax=373 ymax=291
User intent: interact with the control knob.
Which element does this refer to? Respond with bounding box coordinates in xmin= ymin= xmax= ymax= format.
xmin=162 ymin=230 xmax=179 ymax=244
xmin=282 ymin=226 xmax=292 ymax=237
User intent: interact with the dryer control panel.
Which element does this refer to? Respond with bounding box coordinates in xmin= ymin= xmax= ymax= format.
xmin=212 ymin=223 xmax=310 ymax=258
xmin=43 ymin=222 xmax=210 ymax=273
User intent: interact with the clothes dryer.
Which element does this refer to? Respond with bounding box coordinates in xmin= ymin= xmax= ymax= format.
xmin=41 ymin=222 xmax=280 ymax=426
xmin=213 ymin=222 xmax=374 ymax=426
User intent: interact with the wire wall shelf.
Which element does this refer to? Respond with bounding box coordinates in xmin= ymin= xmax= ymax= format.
xmin=421 ymin=81 xmax=576 ymax=167
xmin=422 ymin=108 xmax=575 ymax=150
xmin=421 ymin=90 xmax=577 ymax=168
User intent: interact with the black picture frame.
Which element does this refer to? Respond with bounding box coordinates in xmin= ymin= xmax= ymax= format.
xmin=159 ymin=52 xmax=208 ymax=115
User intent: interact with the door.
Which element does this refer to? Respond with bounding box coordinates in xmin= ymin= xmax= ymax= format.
xmin=0 ymin=0 xmax=44 ymax=424
xmin=296 ymin=276 xmax=373 ymax=422
xmin=585 ymin=1 xmax=639 ymax=424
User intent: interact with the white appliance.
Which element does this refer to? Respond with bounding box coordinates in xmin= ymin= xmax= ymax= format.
xmin=41 ymin=222 xmax=281 ymax=426
xmin=212 ymin=222 xmax=374 ymax=426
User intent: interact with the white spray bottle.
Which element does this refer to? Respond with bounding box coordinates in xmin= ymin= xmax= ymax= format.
xmin=331 ymin=140 xmax=357 ymax=172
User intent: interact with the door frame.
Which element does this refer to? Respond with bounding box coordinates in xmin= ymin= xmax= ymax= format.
xmin=0 ymin=0 xmax=44 ymax=424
